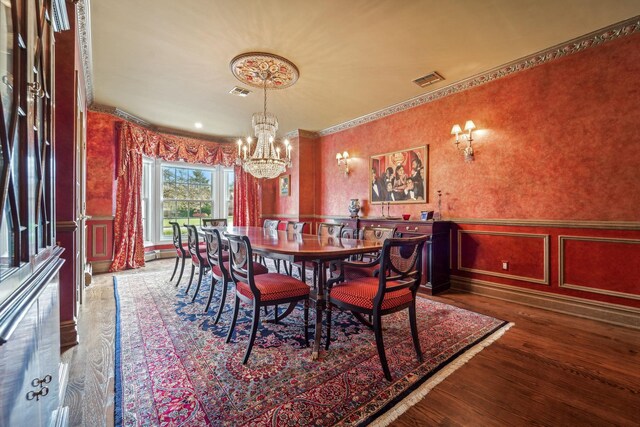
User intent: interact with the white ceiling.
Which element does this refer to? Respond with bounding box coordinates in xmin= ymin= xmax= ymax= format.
xmin=90 ymin=1 xmax=640 ymax=138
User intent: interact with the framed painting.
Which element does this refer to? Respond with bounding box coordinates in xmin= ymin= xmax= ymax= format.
xmin=279 ymin=175 xmax=290 ymax=196
xmin=369 ymin=145 xmax=428 ymax=204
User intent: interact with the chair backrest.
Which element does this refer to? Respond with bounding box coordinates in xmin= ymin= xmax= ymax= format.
xmin=203 ymin=228 xmax=227 ymax=279
xmin=340 ymin=227 xmax=358 ymax=239
xmin=185 ymin=224 xmax=205 ymax=263
xmin=224 ymin=233 xmax=262 ymax=297
xmin=169 ymin=221 xmax=185 ymax=254
xmin=286 ymin=221 xmax=306 ymax=233
xmin=361 ymin=226 xmax=395 ymax=244
xmin=202 ymin=218 xmax=228 ymax=227
xmin=263 ymin=219 xmax=280 ymax=231
xmin=374 ymin=236 xmax=427 ymax=308
xmin=318 ymin=223 xmax=343 ymax=238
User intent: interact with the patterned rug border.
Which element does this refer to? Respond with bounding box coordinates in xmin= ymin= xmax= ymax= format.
xmin=368 ymin=321 xmax=513 ymax=426
xmin=112 ymin=272 xmax=512 ymax=426
xmin=114 ymin=276 xmax=123 ymax=427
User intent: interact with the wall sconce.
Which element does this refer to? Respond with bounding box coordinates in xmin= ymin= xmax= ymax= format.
xmin=336 ymin=151 xmax=350 ymax=175
xmin=451 ymin=120 xmax=476 ymax=162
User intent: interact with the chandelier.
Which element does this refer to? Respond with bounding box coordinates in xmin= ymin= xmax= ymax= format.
xmin=230 ymin=52 xmax=299 ymax=179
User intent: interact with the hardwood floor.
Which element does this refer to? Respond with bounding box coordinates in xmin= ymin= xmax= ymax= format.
xmin=63 ymin=259 xmax=640 ymax=426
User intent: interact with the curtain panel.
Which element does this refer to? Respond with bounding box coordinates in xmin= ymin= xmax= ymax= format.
xmin=110 ymin=122 xmax=260 ymax=271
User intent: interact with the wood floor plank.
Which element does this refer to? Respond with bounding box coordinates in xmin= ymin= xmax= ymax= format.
xmin=63 ymin=259 xmax=640 ymax=426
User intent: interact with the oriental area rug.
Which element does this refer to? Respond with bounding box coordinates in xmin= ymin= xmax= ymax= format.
xmin=114 ymin=270 xmax=511 ymax=426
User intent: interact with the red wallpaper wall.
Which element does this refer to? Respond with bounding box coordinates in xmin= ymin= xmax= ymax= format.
xmin=86 ymin=111 xmax=118 ymax=216
xmin=316 ymin=33 xmax=640 ymax=221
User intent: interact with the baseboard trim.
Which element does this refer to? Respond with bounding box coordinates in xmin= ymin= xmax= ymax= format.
xmin=450 ymin=275 xmax=640 ymax=330
xmin=90 ymin=260 xmax=112 ymax=274
xmin=60 ymin=319 xmax=79 ymax=348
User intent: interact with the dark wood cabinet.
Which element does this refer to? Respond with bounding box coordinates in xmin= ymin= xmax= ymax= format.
xmin=329 ymin=217 xmax=451 ymax=294
xmin=0 ymin=0 xmax=67 ymax=425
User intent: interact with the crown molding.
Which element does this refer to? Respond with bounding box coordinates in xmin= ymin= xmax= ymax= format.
xmin=88 ymin=103 xmax=237 ymax=144
xmin=284 ymin=129 xmax=319 ymax=140
xmin=90 ymin=103 xmax=153 ymax=128
xmin=318 ymin=16 xmax=640 ymax=137
xmin=76 ymin=0 xmax=94 ymax=105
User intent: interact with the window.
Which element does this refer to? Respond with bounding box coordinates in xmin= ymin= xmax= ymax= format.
xmin=141 ymin=159 xmax=233 ymax=243
xmin=142 ymin=158 xmax=153 ymax=242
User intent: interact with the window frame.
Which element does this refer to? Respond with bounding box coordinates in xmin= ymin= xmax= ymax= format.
xmin=142 ymin=158 xmax=233 ymax=245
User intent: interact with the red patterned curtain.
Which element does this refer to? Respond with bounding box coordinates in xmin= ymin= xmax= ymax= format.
xmin=109 ymin=124 xmax=147 ymax=271
xmin=110 ymin=122 xmax=257 ymax=271
xmin=233 ymin=166 xmax=261 ymax=226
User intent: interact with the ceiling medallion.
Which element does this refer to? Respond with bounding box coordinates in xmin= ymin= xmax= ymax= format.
xmin=230 ymin=52 xmax=299 ymax=90
xmin=230 ymin=52 xmax=298 ymax=179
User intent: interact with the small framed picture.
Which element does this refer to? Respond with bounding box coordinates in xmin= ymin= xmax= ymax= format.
xmin=279 ymin=175 xmax=290 ymax=196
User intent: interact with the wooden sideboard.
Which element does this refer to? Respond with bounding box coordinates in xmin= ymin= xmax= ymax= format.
xmin=327 ymin=217 xmax=451 ymax=294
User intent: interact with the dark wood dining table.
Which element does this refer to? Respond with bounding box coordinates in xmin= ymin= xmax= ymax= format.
xmin=201 ymin=226 xmax=384 ymax=359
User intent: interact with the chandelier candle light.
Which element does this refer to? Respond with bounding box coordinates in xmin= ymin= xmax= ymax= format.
xmin=231 ymin=53 xmax=299 ymax=179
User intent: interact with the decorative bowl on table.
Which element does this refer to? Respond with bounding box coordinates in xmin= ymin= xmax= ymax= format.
xmin=402 ymin=214 xmax=411 ymax=220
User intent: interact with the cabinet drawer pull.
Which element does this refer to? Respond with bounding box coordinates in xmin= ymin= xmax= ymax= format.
xmin=405 ymin=226 xmax=418 ymax=231
xmin=31 ymin=374 xmax=52 ymax=387
xmin=26 ymin=386 xmax=49 ymax=401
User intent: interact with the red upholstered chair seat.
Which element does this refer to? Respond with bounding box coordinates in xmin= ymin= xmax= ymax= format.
xmin=330 ymin=277 xmax=413 ymax=310
xmin=236 ymin=273 xmax=310 ymax=302
xmin=191 ymin=251 xmax=210 ymax=266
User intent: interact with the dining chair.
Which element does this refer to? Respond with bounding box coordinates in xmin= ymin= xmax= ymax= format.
xmin=325 ymin=235 xmax=428 ymax=381
xmin=224 ymin=232 xmax=310 ymax=364
xmin=330 ymin=226 xmax=396 ymax=282
xmin=203 ymin=228 xmax=268 ymax=322
xmin=280 ymin=221 xmax=306 ymax=275
xmin=202 ymin=218 xmax=228 ymax=227
xmin=299 ymin=223 xmax=344 ymax=288
xmin=185 ymin=224 xmax=211 ymax=302
xmin=263 ymin=219 xmax=280 ymax=231
xmin=285 ymin=221 xmax=305 ymax=233
xmin=169 ymin=222 xmax=189 ymax=286
xmin=256 ymin=219 xmax=281 ymax=267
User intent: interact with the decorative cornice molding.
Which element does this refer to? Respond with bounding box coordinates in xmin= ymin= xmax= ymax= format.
xmin=76 ymin=0 xmax=94 ymax=105
xmin=284 ymin=129 xmax=319 ymax=140
xmin=318 ymin=16 xmax=640 ymax=137
xmin=90 ymin=103 xmax=152 ymax=127
xmin=88 ymin=103 xmax=238 ymax=144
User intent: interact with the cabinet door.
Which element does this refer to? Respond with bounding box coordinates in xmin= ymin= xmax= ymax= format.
xmin=0 ymin=290 xmax=44 ymax=427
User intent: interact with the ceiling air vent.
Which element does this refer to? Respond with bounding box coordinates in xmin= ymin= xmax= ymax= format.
xmin=229 ymin=86 xmax=251 ymax=97
xmin=413 ymin=71 xmax=444 ymax=88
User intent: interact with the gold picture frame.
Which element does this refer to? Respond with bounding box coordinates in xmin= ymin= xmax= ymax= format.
xmin=279 ymin=175 xmax=290 ymax=196
xmin=370 ymin=145 xmax=428 ymax=204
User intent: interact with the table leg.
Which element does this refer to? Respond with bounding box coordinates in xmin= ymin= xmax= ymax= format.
xmin=312 ymin=260 xmax=325 ymax=360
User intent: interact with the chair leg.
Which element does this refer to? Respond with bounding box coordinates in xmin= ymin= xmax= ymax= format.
xmin=169 ymin=256 xmax=179 ymax=282
xmin=191 ymin=266 xmax=204 ymax=302
xmin=204 ymin=276 xmax=217 ymax=313
xmin=409 ymin=300 xmax=423 ymax=362
xmin=185 ymin=264 xmax=195 ymax=294
xmin=304 ymin=299 xmax=309 ymax=347
xmin=325 ymin=302 xmax=332 ymax=350
xmin=213 ymin=280 xmax=229 ymax=324
xmin=226 ymin=296 xmax=240 ymax=343
xmin=175 ymin=257 xmax=186 ymax=288
xmin=312 ymin=264 xmax=317 ymax=290
xmin=243 ymin=303 xmax=261 ymax=364
xmin=373 ymin=314 xmax=392 ymax=381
